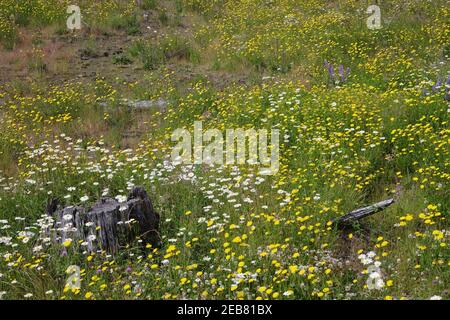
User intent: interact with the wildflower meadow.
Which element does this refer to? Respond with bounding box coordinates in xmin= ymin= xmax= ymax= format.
xmin=0 ymin=0 xmax=448 ymax=302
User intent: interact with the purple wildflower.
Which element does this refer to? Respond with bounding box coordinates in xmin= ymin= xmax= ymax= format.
xmin=338 ymin=64 xmax=345 ymax=82
xmin=324 ymin=60 xmax=335 ymax=82
xmin=431 ymin=78 xmax=441 ymax=92
xmin=445 ymin=74 xmax=450 ymax=100
xmin=325 ymin=60 xmax=349 ymax=84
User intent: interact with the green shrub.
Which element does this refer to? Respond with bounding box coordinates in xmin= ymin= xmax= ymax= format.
xmin=158 ymin=9 xmax=169 ymax=26
xmin=112 ymin=53 xmax=133 ymax=65
xmin=160 ymin=35 xmax=200 ymax=63
xmin=140 ymin=0 xmax=157 ymax=10
xmin=129 ymin=40 xmax=165 ymax=70
xmin=109 ymin=14 xmax=140 ymax=35
xmin=128 ymin=35 xmax=199 ymax=70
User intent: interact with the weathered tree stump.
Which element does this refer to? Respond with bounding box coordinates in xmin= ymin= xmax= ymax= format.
xmin=46 ymin=187 xmax=160 ymax=254
xmin=333 ymin=198 xmax=395 ymax=228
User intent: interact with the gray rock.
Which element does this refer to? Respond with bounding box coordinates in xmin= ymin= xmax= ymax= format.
xmin=126 ymin=98 xmax=167 ymax=111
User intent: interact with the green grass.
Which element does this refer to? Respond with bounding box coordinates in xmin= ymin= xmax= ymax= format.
xmin=129 ymin=35 xmax=200 ymax=70
xmin=0 ymin=0 xmax=448 ymax=301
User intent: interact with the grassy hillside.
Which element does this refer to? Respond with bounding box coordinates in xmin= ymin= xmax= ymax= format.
xmin=0 ymin=0 xmax=448 ymax=300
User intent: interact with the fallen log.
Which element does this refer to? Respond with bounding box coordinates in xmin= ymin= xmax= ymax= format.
xmin=46 ymin=187 xmax=160 ymax=255
xmin=333 ymin=198 xmax=395 ymax=227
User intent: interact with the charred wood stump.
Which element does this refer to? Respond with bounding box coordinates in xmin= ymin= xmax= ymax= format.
xmin=332 ymin=198 xmax=395 ymax=260
xmin=46 ymin=187 xmax=160 ymax=255
xmin=333 ymin=198 xmax=395 ymax=228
